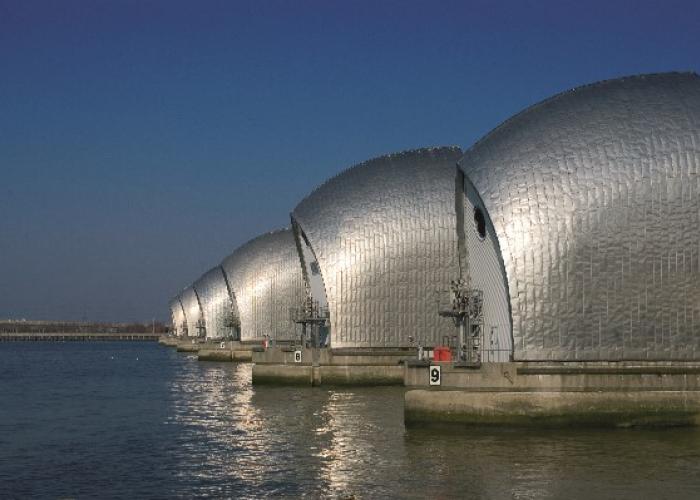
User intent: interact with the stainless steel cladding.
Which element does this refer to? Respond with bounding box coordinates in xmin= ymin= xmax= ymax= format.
xmin=179 ymin=286 xmax=203 ymax=338
xmin=458 ymin=72 xmax=700 ymax=361
xmin=220 ymin=229 xmax=305 ymax=342
xmin=169 ymin=297 xmax=187 ymax=337
xmin=193 ymin=266 xmax=236 ymax=340
xmin=292 ymin=147 xmax=464 ymax=349
xmin=460 ymin=173 xmax=513 ymax=361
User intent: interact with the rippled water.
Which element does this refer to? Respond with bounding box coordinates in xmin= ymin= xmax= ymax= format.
xmin=2 ymin=342 xmax=700 ymax=499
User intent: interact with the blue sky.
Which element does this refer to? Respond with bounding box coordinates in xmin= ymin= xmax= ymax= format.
xmin=1 ymin=0 xmax=699 ymax=322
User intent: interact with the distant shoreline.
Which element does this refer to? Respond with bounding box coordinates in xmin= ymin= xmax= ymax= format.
xmin=0 ymin=332 xmax=161 ymax=342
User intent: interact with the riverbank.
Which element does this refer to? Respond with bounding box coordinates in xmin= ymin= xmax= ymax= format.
xmin=0 ymin=332 xmax=160 ymax=341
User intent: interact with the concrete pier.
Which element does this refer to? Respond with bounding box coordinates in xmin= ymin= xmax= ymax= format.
xmin=252 ymin=347 xmax=413 ymax=386
xmin=405 ymin=390 xmax=700 ymax=428
xmin=175 ymin=338 xmax=201 ymax=353
xmin=158 ymin=335 xmax=180 ymax=347
xmin=197 ymin=341 xmax=254 ymax=362
xmin=197 ymin=342 xmax=233 ymax=361
xmin=404 ymin=361 xmax=700 ymax=427
xmin=157 ymin=336 xmax=255 ymax=361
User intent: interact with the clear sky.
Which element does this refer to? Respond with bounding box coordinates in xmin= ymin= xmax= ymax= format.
xmin=1 ymin=0 xmax=699 ymax=322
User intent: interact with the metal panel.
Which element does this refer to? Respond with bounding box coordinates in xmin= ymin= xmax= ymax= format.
xmin=169 ymin=297 xmax=187 ymax=337
xmin=462 ymin=176 xmax=512 ymax=361
xmin=168 ymin=298 xmax=178 ymax=334
xmin=220 ymin=229 xmax=305 ymax=342
xmin=458 ymin=72 xmax=700 ymax=360
xmin=179 ymin=286 xmax=203 ymax=338
xmin=292 ymin=147 xmax=463 ymax=348
xmin=193 ymin=266 xmax=236 ymax=340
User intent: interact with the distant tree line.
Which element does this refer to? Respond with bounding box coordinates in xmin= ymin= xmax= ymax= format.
xmin=0 ymin=320 xmax=170 ymax=334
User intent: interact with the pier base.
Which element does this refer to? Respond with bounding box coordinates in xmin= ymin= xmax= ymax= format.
xmin=252 ymin=347 xmax=413 ymax=386
xmin=197 ymin=346 xmax=232 ymax=361
xmin=158 ymin=336 xmax=179 ymax=347
xmin=404 ymin=361 xmax=700 ymax=427
xmin=232 ymin=348 xmax=253 ymax=362
xmin=176 ymin=338 xmax=201 ymax=352
xmin=197 ymin=341 xmax=254 ymax=362
xmin=405 ymin=390 xmax=700 ymax=428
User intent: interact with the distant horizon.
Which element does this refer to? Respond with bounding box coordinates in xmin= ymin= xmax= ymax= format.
xmin=1 ymin=317 xmax=168 ymax=325
xmin=2 ymin=1 xmax=699 ymax=322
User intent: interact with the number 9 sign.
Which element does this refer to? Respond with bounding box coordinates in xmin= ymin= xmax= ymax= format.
xmin=429 ymin=365 xmax=441 ymax=386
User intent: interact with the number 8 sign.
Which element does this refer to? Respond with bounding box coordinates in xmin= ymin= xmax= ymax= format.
xmin=429 ymin=365 xmax=441 ymax=386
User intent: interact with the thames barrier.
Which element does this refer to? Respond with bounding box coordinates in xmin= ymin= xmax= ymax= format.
xmin=161 ymin=72 xmax=700 ymax=427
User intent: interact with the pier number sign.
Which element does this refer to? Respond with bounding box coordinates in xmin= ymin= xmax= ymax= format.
xmin=294 ymin=350 xmax=302 ymax=363
xmin=429 ymin=365 xmax=441 ymax=386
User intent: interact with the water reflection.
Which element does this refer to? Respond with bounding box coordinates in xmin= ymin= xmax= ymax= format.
xmin=164 ymin=350 xmax=700 ymax=499
xmin=168 ymin=356 xmax=279 ymax=495
xmin=4 ymin=343 xmax=700 ymax=498
xmin=314 ymin=389 xmax=408 ymax=497
xmin=167 ymin=355 xmax=409 ymax=497
xmin=403 ymin=426 xmax=700 ymax=499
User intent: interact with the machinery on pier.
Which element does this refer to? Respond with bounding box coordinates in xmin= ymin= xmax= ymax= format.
xmin=438 ymin=279 xmax=484 ymax=364
xmin=290 ymin=297 xmax=329 ymax=348
xmin=223 ymin=311 xmax=239 ymax=341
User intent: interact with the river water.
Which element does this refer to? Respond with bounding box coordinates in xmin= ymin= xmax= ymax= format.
xmin=1 ymin=342 xmax=700 ymax=499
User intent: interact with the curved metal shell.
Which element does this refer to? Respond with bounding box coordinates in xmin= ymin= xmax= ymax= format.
xmin=169 ymin=297 xmax=187 ymax=337
xmin=292 ymin=147 xmax=463 ymax=348
xmin=460 ymin=174 xmax=513 ymax=361
xmin=179 ymin=286 xmax=203 ymax=338
xmin=458 ymin=72 xmax=700 ymax=361
xmin=193 ymin=266 xmax=236 ymax=339
xmin=220 ymin=229 xmax=305 ymax=342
